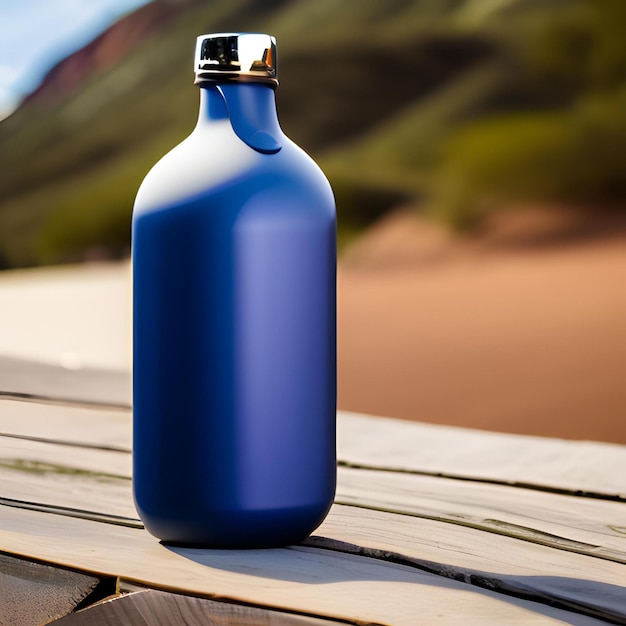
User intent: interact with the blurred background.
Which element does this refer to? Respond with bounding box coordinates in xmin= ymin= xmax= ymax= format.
xmin=1 ymin=0 xmax=625 ymax=442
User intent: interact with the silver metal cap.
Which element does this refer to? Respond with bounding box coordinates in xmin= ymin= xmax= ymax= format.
xmin=194 ymin=33 xmax=277 ymax=86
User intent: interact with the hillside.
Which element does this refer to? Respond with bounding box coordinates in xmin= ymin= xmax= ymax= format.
xmin=1 ymin=0 xmax=622 ymax=268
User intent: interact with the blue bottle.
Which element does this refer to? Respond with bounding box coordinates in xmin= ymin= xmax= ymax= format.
xmin=132 ymin=33 xmax=336 ymax=547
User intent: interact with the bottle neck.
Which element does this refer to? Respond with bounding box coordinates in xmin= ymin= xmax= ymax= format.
xmin=196 ymin=82 xmax=283 ymax=154
xmin=196 ymin=83 xmax=230 ymax=123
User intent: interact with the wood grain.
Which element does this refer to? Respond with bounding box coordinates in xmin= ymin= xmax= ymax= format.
xmin=313 ymin=506 xmax=626 ymax=623
xmin=0 ymin=398 xmax=130 ymax=451
xmin=336 ymin=466 xmax=626 ymax=561
xmin=0 ymin=434 xmax=131 ymax=478
xmin=51 ymin=589 xmax=343 ymax=625
xmin=338 ymin=411 xmax=626 ymax=498
xmin=0 ymin=552 xmax=105 ymax=626
xmin=0 ymin=356 xmax=129 ymax=407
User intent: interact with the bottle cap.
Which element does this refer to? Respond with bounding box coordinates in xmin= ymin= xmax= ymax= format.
xmin=194 ymin=33 xmax=278 ymax=86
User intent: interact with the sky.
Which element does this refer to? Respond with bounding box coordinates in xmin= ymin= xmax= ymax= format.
xmin=0 ymin=0 xmax=153 ymax=119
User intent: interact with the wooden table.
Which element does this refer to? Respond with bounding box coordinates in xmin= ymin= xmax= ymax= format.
xmin=0 ymin=264 xmax=625 ymax=625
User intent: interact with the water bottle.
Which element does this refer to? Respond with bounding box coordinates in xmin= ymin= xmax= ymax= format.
xmin=132 ymin=33 xmax=336 ymax=547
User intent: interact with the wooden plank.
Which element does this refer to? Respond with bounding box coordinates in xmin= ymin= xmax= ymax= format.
xmin=0 ymin=399 xmax=130 ymax=451
xmin=0 ymin=460 xmax=135 ymax=520
xmin=0 ymin=356 xmax=129 ymax=407
xmin=338 ymin=411 xmax=626 ymax=498
xmin=51 ymin=589 xmax=341 ymax=625
xmin=313 ymin=507 xmax=626 ymax=624
xmin=0 ymin=435 xmax=131 ymax=478
xmin=336 ymin=466 xmax=626 ymax=562
xmin=0 ymin=552 xmax=108 ymax=626
xmin=0 ymin=505 xmax=608 ymax=626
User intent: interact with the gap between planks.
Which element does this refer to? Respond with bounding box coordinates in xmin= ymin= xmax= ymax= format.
xmin=0 ymin=391 xmax=128 ymax=411
xmin=338 ymin=459 xmax=626 ymax=503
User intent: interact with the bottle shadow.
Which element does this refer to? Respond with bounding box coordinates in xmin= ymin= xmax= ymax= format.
xmin=161 ymin=537 xmax=620 ymax=625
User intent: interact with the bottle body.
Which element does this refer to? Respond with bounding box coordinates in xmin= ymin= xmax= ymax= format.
xmin=132 ymin=83 xmax=336 ymax=547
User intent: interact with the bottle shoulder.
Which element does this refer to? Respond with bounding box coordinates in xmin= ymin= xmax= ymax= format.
xmin=134 ymin=122 xmax=259 ymax=215
xmin=133 ymin=125 xmax=334 ymax=217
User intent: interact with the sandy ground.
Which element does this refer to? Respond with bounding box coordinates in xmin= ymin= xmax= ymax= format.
xmin=0 ymin=262 xmax=132 ymax=370
xmin=337 ymin=208 xmax=626 ymax=444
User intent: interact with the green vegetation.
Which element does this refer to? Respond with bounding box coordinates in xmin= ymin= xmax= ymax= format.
xmin=434 ymin=93 xmax=626 ymax=229
xmin=429 ymin=0 xmax=626 ymax=228
xmin=0 ymin=0 xmax=624 ymax=267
